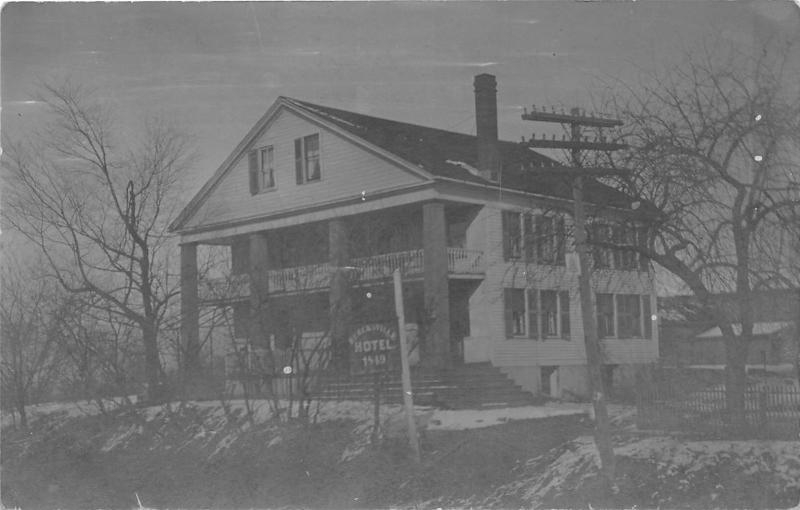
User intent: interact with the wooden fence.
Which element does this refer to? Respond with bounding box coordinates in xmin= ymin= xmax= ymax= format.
xmin=637 ymin=384 xmax=800 ymax=438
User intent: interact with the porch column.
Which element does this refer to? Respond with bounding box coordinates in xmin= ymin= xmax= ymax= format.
xmin=329 ymin=217 xmax=352 ymax=370
xmin=423 ymin=201 xmax=451 ymax=368
xmin=248 ymin=232 xmax=270 ymax=347
xmin=180 ymin=242 xmax=200 ymax=374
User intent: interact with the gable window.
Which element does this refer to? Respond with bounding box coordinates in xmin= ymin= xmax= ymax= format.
xmin=248 ymin=146 xmax=276 ymax=194
xmin=596 ymin=293 xmax=653 ymax=339
xmin=505 ymin=288 xmax=570 ymax=340
xmin=295 ymin=133 xmax=321 ymax=184
xmin=502 ymin=210 xmax=566 ymax=265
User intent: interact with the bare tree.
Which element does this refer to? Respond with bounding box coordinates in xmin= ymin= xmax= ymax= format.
xmin=3 ymin=80 xmax=194 ymax=403
xmin=0 ymin=262 xmax=70 ymax=428
xmin=58 ymin=297 xmax=142 ymax=409
xmin=598 ymin=39 xmax=800 ymax=428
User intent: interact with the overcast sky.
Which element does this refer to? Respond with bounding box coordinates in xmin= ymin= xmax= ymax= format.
xmin=2 ymin=1 xmax=799 ymax=197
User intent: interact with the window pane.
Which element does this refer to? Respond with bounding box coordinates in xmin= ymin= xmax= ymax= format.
xmin=505 ymin=289 xmax=526 ymax=337
xmin=304 ymin=134 xmax=321 ymax=181
xmin=294 ymin=138 xmax=304 ymax=184
xmin=523 ymin=214 xmax=535 ymax=262
xmin=527 ymin=289 xmax=539 ymax=339
xmin=591 ymin=224 xmax=612 ymax=269
xmin=502 ymin=211 xmax=522 ymax=260
xmin=541 ymin=290 xmax=558 ymax=337
xmin=642 ymin=295 xmax=652 ymax=339
xmin=559 ymin=291 xmax=570 ymax=339
xmin=617 ymin=294 xmax=641 ymax=338
xmin=259 ymin=147 xmax=274 ymax=189
xmin=596 ymin=293 xmax=614 ymax=338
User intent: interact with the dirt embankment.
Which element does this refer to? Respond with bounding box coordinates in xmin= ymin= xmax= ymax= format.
xmin=1 ymin=401 xmax=587 ymax=509
xmin=4 ymin=401 xmax=799 ymax=509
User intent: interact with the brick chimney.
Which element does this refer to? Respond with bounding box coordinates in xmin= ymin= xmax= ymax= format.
xmin=474 ymin=74 xmax=501 ymax=182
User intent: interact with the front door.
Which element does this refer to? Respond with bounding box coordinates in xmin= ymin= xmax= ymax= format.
xmin=449 ymin=282 xmax=472 ymax=365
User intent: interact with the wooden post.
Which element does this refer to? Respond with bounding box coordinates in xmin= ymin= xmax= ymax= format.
xmin=394 ymin=268 xmax=421 ymax=462
xmin=180 ymin=242 xmax=200 ymax=375
xmin=569 ymin=108 xmax=616 ymax=485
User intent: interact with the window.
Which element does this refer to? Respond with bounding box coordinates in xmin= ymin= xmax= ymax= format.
xmin=642 ymin=295 xmax=652 ymax=339
xmin=502 ymin=211 xmax=565 ymax=265
xmin=591 ymin=222 xmax=648 ymax=271
xmin=541 ymin=290 xmax=558 ymax=337
xmin=560 ymin=290 xmax=571 ymax=338
xmin=596 ymin=293 xmax=653 ymax=339
xmin=596 ymin=293 xmax=615 ymax=338
xmin=505 ymin=289 xmax=526 ymax=337
xmin=616 ymin=294 xmax=642 ymax=338
xmin=527 ymin=289 xmax=539 ymax=340
xmin=248 ymin=145 xmax=276 ymax=194
xmin=294 ymin=133 xmax=321 ymax=184
xmin=505 ymin=288 xmax=570 ymax=340
xmin=502 ymin=211 xmax=522 ymax=260
xmin=591 ymin=224 xmax=614 ymax=269
xmin=536 ymin=216 xmax=566 ymax=265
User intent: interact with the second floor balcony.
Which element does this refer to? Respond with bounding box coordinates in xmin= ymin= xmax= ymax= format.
xmin=198 ymin=247 xmax=485 ymax=302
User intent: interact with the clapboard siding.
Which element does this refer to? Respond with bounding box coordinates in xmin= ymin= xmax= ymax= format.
xmin=186 ymin=109 xmax=426 ymax=230
xmin=471 ymin=204 xmax=659 ymax=367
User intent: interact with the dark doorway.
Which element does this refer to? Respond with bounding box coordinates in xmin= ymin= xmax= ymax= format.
xmin=449 ymin=280 xmax=477 ymax=364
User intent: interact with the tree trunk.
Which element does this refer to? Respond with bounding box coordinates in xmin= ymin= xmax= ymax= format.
xmin=16 ymin=396 xmax=28 ymax=429
xmin=725 ymin=332 xmax=749 ymax=430
xmin=142 ymin=319 xmax=164 ymax=403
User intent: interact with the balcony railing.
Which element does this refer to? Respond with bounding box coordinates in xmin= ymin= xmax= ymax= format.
xmin=447 ymin=247 xmax=485 ymax=274
xmin=198 ymin=248 xmax=485 ymax=301
xmin=267 ymin=262 xmax=332 ymax=293
xmin=352 ymin=249 xmax=424 ymax=280
xmin=198 ymin=273 xmax=250 ymax=303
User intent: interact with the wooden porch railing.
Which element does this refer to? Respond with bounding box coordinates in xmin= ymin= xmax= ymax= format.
xmin=199 ymin=248 xmax=485 ymax=301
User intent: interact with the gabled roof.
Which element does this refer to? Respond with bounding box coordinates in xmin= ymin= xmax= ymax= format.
xmin=171 ymin=96 xmax=638 ymax=233
xmin=285 ymin=98 xmax=636 ymax=208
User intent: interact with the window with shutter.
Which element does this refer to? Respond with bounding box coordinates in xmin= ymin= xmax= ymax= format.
xmin=541 ymin=290 xmax=559 ymax=337
xmin=294 ymin=138 xmax=304 ymax=184
xmin=294 ymin=133 xmax=322 ymax=184
xmin=249 ymin=146 xmax=275 ymax=194
xmin=248 ymin=150 xmax=259 ymax=195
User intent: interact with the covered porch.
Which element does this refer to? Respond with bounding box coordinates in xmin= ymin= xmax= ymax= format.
xmin=180 ymin=201 xmax=486 ymax=372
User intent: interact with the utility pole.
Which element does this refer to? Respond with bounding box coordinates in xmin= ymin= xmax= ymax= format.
xmin=521 ymin=105 xmax=627 ymax=488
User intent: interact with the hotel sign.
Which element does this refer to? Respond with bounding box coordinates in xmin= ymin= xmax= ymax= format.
xmin=348 ymin=323 xmax=399 ymax=375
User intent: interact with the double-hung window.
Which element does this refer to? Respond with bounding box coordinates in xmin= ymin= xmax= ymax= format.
xmin=505 ymin=288 xmax=570 ymax=340
xmin=294 ymin=133 xmax=321 ymax=184
xmin=502 ymin=211 xmax=566 ymax=265
xmin=591 ymin=222 xmax=649 ymax=271
xmin=502 ymin=211 xmax=522 ymax=260
xmin=596 ymin=293 xmax=653 ymax=339
xmin=248 ymin=145 xmax=276 ymax=194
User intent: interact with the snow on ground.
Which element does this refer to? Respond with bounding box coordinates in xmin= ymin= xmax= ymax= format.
xmin=426 ymin=405 xmax=588 ymax=431
xmin=1 ymin=397 xmax=137 ymax=428
xmin=483 ymin=434 xmax=800 ymax=508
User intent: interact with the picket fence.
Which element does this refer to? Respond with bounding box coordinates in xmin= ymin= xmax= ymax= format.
xmin=637 ymin=383 xmax=800 ymax=438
